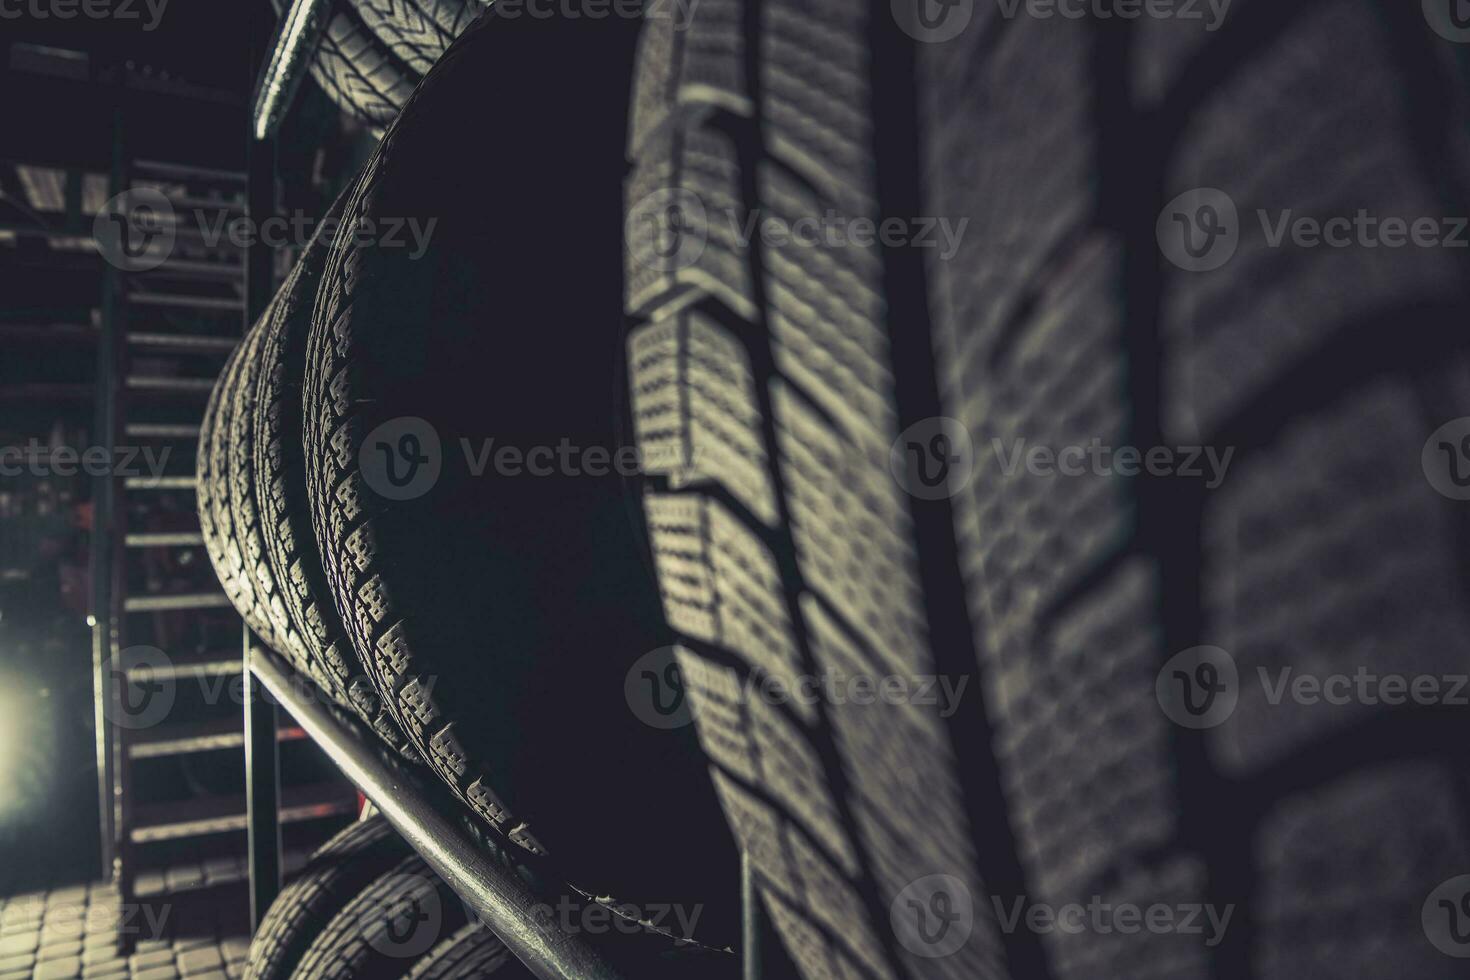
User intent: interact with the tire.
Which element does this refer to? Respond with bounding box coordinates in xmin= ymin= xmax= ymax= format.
xmin=272 ymin=0 xmax=485 ymax=127
xmin=229 ymin=306 xmax=315 ymax=672
xmin=353 ymin=0 xmax=486 ymax=77
xmin=247 ymin=815 xmax=414 ymax=980
xmin=255 ymin=191 xmax=412 ymax=754
xmin=403 ymin=924 xmax=531 ymax=980
xmin=199 ymin=318 xmax=300 ymax=666
xmin=302 ymin=5 xmax=739 ymax=945
xmin=292 ymin=854 xmax=469 ymax=980
xmin=622 ymin=3 xmax=1470 ymax=980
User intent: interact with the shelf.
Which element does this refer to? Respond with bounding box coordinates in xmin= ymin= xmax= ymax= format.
xmin=129 ymin=715 xmax=308 ymax=760
xmin=125 ymin=531 xmax=205 ymax=548
xmin=131 ymin=782 xmax=355 ymax=844
xmin=124 ymin=591 xmax=230 ymax=613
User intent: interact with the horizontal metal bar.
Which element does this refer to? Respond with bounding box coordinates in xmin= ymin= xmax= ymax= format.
xmin=133 ymin=159 xmax=247 ymax=183
xmin=125 ymin=531 xmax=205 ymax=547
xmin=125 ymin=475 xmax=197 ymax=490
xmin=124 ymin=423 xmax=201 ymax=438
xmin=250 ymin=649 xmax=626 ymax=980
xmin=124 ymin=592 xmax=230 ymax=612
xmin=131 ymin=782 xmax=353 ymax=843
xmin=128 ymin=291 xmax=245 ymax=312
xmin=129 ymin=717 xmax=307 ymax=759
xmin=126 ymin=376 xmax=217 ymax=393
xmin=128 ymin=332 xmax=238 ymax=352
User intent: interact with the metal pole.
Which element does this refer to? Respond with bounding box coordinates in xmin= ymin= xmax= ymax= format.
xmin=250 ymin=650 xmax=627 ymax=980
xmin=742 ymin=855 xmax=762 ymax=980
xmin=245 ymin=632 xmax=282 ymax=929
xmin=242 ymin=10 xmax=281 ymax=917
xmin=90 ymin=103 xmax=126 ymax=886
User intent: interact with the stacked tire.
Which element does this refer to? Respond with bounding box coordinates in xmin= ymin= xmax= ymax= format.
xmin=205 ymin=1 xmax=742 ymax=962
xmin=272 ymin=0 xmax=488 ymax=127
xmin=247 ymin=815 xmax=532 ymax=980
xmin=197 ymin=193 xmax=409 ymax=753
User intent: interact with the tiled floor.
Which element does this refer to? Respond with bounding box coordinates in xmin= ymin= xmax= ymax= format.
xmin=0 ymin=882 xmax=249 ymax=980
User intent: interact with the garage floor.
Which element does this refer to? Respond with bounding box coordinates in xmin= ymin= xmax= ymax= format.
xmin=0 ymin=882 xmax=249 ymax=980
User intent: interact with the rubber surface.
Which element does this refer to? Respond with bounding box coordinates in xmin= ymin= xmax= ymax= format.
xmin=272 ymin=0 xmax=484 ymax=127
xmin=292 ymin=854 xmax=470 ymax=980
xmin=199 ymin=316 xmax=302 ymax=666
xmin=247 ymin=815 xmax=414 ymax=980
xmin=303 ymin=4 xmax=740 ymax=946
xmin=255 ymin=192 xmax=412 ymax=753
xmin=622 ymin=2 xmax=1470 ymax=979
xmin=404 ymin=923 xmax=531 ymax=980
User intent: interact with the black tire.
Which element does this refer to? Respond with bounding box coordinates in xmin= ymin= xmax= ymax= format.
xmin=403 ymin=924 xmax=531 ymax=980
xmin=273 ymin=0 xmax=484 ymax=127
xmin=353 ymin=0 xmax=486 ymax=77
xmin=623 ymin=2 xmax=1470 ymax=980
xmin=302 ymin=5 xmax=739 ymax=945
xmin=292 ymin=855 xmax=469 ymax=980
xmin=199 ymin=319 xmax=301 ymax=665
xmin=229 ymin=306 xmax=315 ymax=672
xmin=247 ymin=815 xmax=414 ymax=980
xmin=255 ymin=191 xmax=412 ymax=754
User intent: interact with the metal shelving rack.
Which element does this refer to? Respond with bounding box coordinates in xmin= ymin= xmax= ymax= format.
xmin=238 ymin=4 xmax=791 ymax=978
